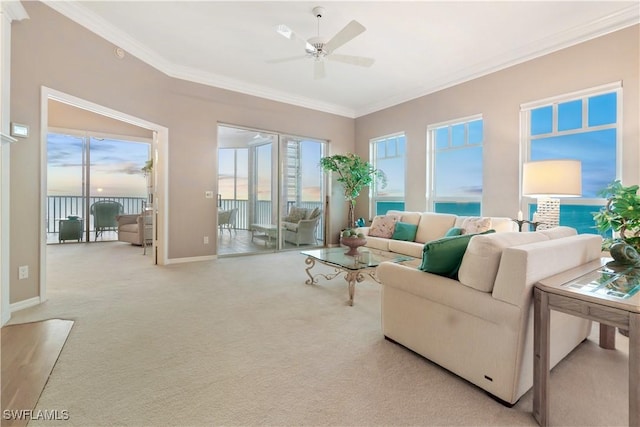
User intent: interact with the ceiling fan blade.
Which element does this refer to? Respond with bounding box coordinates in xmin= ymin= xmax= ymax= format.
xmin=266 ymin=55 xmax=308 ymax=64
xmin=329 ymin=54 xmax=375 ymax=67
xmin=324 ymin=20 xmax=366 ymax=53
xmin=314 ymin=60 xmax=326 ymax=80
xmin=275 ymin=24 xmax=314 ymax=52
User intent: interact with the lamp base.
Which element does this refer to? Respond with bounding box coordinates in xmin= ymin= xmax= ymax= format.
xmin=536 ymin=197 xmax=560 ymax=230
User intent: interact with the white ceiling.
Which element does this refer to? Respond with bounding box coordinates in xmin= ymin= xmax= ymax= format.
xmin=45 ymin=1 xmax=639 ymax=118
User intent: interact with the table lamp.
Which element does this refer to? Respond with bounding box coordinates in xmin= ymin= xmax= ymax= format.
xmin=522 ymin=159 xmax=582 ymax=229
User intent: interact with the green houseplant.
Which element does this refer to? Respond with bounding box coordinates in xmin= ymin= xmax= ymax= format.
xmin=593 ymin=180 xmax=640 ymax=254
xmin=320 ymin=153 xmax=386 ymax=228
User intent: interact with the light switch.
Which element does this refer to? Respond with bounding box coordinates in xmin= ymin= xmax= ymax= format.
xmin=205 ymin=191 xmax=214 ymax=199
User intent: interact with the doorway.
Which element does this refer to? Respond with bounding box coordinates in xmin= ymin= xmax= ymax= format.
xmin=217 ymin=125 xmax=326 ymax=256
xmin=39 ymin=87 xmax=169 ymax=305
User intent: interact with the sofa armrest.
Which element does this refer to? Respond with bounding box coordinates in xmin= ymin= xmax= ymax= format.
xmin=492 ymin=234 xmax=603 ymax=307
xmin=116 ymin=214 xmax=139 ymax=226
xmin=296 ymin=218 xmax=318 ymax=232
xmin=378 ymin=262 xmax=520 ymax=326
xmin=355 ymin=226 xmax=370 ymax=236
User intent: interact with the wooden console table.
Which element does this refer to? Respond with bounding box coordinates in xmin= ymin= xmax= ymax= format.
xmin=533 ymin=259 xmax=640 ymax=426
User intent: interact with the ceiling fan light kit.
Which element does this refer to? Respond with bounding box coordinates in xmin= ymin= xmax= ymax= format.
xmin=270 ymin=5 xmax=375 ymax=79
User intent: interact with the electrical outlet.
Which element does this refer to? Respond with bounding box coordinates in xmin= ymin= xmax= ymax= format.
xmin=204 ymin=236 xmax=209 ymax=244
xmin=18 ymin=265 xmax=28 ymax=280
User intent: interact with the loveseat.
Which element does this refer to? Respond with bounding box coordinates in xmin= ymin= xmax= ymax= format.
xmin=282 ymin=206 xmax=322 ymax=246
xmin=377 ymin=225 xmax=602 ymax=404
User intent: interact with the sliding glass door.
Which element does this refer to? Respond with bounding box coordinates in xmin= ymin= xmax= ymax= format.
xmin=280 ymin=136 xmax=325 ymax=247
xmin=217 ymin=125 xmax=326 ymax=256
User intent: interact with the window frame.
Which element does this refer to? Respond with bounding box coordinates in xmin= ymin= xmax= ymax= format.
xmin=519 ymin=82 xmax=622 ymax=217
xmin=369 ymin=132 xmax=406 ymax=217
xmin=426 ymin=114 xmax=484 ymax=213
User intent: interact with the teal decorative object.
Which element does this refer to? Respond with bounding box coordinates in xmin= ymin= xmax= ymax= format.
xmin=608 ymin=242 xmax=640 ymax=267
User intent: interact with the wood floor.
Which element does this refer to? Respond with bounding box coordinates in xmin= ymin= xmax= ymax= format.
xmin=1 ymin=319 xmax=74 ymax=427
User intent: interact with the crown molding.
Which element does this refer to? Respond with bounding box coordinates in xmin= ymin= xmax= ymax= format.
xmin=354 ymin=3 xmax=640 ymax=118
xmin=43 ymin=1 xmax=638 ymax=120
xmin=42 ymin=0 xmax=356 ymax=118
xmin=2 ymin=0 xmax=29 ymax=22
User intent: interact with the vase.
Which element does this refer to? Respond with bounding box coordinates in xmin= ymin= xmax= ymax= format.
xmin=608 ymin=242 xmax=640 ymax=267
xmin=341 ymin=237 xmax=367 ymax=256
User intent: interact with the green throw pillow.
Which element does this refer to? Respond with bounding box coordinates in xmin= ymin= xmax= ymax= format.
xmin=444 ymin=227 xmax=464 ymax=237
xmin=391 ymin=222 xmax=418 ymax=241
xmin=418 ymin=229 xmax=496 ymax=279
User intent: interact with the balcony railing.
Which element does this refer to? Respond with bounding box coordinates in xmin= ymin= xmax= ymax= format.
xmin=47 ymin=196 xmax=324 ymax=242
xmin=47 ymin=195 xmax=147 ymax=235
xmin=219 ymin=199 xmax=324 ymax=240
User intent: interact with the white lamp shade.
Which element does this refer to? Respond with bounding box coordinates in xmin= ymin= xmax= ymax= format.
xmin=522 ymin=159 xmax=582 ymax=197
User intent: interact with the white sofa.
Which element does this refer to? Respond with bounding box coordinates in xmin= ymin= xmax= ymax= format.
xmin=377 ymin=226 xmax=602 ymax=405
xmin=358 ymin=211 xmax=517 ymax=258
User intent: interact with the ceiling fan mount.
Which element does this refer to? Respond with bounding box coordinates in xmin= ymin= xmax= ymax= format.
xmin=269 ymin=5 xmax=375 ymax=79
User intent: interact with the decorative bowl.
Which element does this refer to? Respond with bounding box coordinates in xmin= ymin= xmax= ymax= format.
xmin=341 ymin=236 xmax=367 ymax=256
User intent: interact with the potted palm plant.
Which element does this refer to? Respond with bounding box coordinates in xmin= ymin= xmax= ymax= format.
xmin=320 ymin=153 xmax=386 ymax=228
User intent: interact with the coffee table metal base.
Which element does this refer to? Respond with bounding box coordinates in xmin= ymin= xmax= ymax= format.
xmin=304 ymin=256 xmax=379 ymax=306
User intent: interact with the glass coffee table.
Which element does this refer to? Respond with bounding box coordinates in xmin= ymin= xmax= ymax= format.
xmin=301 ymin=247 xmax=415 ymax=306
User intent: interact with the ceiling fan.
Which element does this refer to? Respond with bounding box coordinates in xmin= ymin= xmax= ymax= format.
xmin=268 ymin=6 xmax=375 ymax=80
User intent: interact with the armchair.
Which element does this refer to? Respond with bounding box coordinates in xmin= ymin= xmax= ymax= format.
xmin=117 ymin=211 xmax=152 ymax=246
xmin=90 ymin=200 xmax=123 ymax=240
xmin=283 ymin=206 xmax=322 ymax=246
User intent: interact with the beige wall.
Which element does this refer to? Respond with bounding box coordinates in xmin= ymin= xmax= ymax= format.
xmin=48 ymin=100 xmax=153 ymax=138
xmin=9 ymin=2 xmax=353 ymax=304
xmin=355 ymin=25 xmax=640 ymax=221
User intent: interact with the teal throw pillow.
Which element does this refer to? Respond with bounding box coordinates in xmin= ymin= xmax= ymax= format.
xmin=418 ymin=229 xmax=496 ymax=279
xmin=444 ymin=227 xmax=464 ymax=237
xmin=391 ymin=221 xmax=418 ymax=241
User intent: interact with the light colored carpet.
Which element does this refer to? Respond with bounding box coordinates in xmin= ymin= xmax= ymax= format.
xmin=8 ymin=242 xmax=629 ymax=426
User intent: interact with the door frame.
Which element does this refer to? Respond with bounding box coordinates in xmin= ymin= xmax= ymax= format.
xmin=40 ymin=86 xmax=169 ymax=302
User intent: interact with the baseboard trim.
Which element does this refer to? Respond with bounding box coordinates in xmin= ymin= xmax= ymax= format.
xmin=165 ymin=255 xmax=217 ymax=264
xmin=10 ymin=296 xmax=42 ymax=313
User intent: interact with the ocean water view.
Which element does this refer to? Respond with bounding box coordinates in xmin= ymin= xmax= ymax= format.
xmin=376 ymin=202 xmax=608 ymax=237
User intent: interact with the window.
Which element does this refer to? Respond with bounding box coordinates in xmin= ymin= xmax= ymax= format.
xmin=370 ymin=133 xmax=406 ymax=215
xmin=218 ymin=148 xmax=249 ymax=204
xmin=521 ymin=83 xmax=620 ymax=234
xmin=427 ymin=116 xmax=483 ymax=215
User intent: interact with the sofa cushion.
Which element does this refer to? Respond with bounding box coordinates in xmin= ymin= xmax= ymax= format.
xmin=418 ymin=230 xmax=496 ymax=279
xmin=392 ymin=221 xmax=418 ymax=241
xmin=461 ymin=217 xmax=492 ymax=234
xmin=388 ymin=239 xmax=424 ymax=259
xmin=537 ymin=226 xmax=577 ymax=240
xmin=415 ymin=213 xmax=458 ymax=243
xmin=387 ymin=210 xmax=422 ymax=226
xmin=283 ymin=222 xmax=298 ymax=232
xmin=458 ymin=231 xmax=550 ymax=292
xmin=307 ymin=207 xmax=321 ymax=219
xmin=285 ymin=207 xmax=307 ymax=223
xmin=444 ymin=227 xmax=464 ymax=237
xmin=368 ymin=215 xmax=399 ymax=238
xmin=365 ymin=235 xmax=391 ymax=251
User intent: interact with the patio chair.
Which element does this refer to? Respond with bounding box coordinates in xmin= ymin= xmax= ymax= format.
xmin=218 ymin=208 xmax=237 ymax=235
xmin=90 ymin=200 xmax=123 ymax=241
xmin=283 ymin=207 xmax=321 ymax=246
